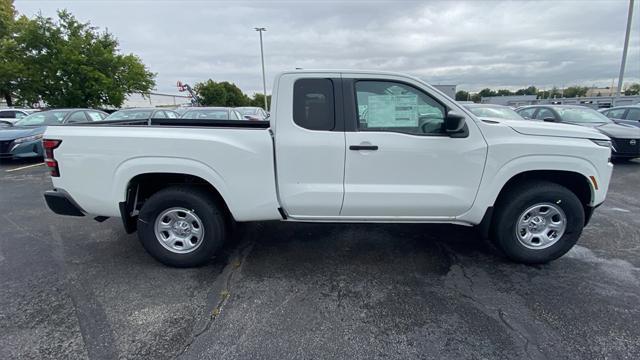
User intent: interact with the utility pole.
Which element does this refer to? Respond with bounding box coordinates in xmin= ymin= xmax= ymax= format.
xmin=617 ymin=0 xmax=635 ymax=97
xmin=254 ymin=27 xmax=268 ymax=111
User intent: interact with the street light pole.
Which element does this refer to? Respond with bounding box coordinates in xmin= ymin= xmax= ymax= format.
xmin=254 ymin=27 xmax=268 ymax=111
xmin=617 ymin=0 xmax=635 ymax=97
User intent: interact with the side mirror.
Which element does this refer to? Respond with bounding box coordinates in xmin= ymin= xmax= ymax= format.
xmin=445 ymin=111 xmax=466 ymax=133
xmin=543 ymin=117 xmax=556 ymax=122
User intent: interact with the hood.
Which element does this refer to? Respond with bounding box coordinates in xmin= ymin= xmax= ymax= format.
xmin=0 ymin=126 xmax=46 ymax=141
xmin=586 ymin=122 xmax=640 ymax=139
xmin=490 ymin=119 xmax=609 ymax=140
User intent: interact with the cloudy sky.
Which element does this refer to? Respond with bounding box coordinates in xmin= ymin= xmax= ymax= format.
xmin=14 ymin=0 xmax=640 ymax=95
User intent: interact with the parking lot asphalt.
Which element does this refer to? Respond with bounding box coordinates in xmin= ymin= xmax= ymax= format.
xmin=1 ymin=158 xmax=639 ymax=359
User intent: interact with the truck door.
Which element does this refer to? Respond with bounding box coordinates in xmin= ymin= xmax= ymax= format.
xmin=340 ymin=77 xmax=487 ymax=218
xmin=274 ymin=73 xmax=346 ymax=217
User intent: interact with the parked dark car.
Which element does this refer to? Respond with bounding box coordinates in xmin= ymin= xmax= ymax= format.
xmin=516 ymin=105 xmax=640 ymax=159
xmin=102 ymin=108 xmax=180 ymax=122
xmin=0 ymin=108 xmax=107 ymax=159
xmin=235 ymin=106 xmax=268 ymax=120
xmin=599 ymin=105 xmax=640 ymax=128
xmin=463 ymin=104 xmax=525 ymax=120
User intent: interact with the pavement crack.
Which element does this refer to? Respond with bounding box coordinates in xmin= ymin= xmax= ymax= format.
xmin=178 ymin=238 xmax=254 ymax=357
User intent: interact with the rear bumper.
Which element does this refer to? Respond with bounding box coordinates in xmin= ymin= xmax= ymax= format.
xmin=44 ymin=189 xmax=85 ymax=217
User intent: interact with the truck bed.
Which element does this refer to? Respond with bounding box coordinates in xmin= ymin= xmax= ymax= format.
xmin=44 ymin=123 xmax=281 ymax=222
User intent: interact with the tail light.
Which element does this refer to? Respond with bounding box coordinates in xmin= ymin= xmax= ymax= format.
xmin=43 ymin=139 xmax=62 ymax=177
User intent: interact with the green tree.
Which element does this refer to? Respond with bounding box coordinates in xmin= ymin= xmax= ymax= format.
xmin=11 ymin=10 xmax=155 ymax=107
xmin=194 ymin=79 xmax=250 ymax=107
xmin=478 ymin=88 xmax=496 ymax=98
xmin=515 ymin=86 xmax=538 ymax=96
xmin=624 ymin=83 xmax=640 ymax=96
xmin=470 ymin=93 xmax=481 ymax=103
xmin=250 ymin=93 xmax=271 ymax=109
xmin=455 ymin=90 xmax=469 ymax=101
xmin=496 ymin=89 xmax=513 ymax=96
xmin=0 ymin=0 xmax=19 ymax=106
xmin=563 ymin=86 xmax=588 ymax=98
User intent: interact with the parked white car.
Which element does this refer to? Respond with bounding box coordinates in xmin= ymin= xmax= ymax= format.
xmin=42 ymin=70 xmax=613 ymax=267
xmin=0 ymin=108 xmax=40 ymax=125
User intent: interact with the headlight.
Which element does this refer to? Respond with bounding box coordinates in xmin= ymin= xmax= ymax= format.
xmin=591 ymin=139 xmax=612 ymax=148
xmin=13 ymin=134 xmax=43 ymax=144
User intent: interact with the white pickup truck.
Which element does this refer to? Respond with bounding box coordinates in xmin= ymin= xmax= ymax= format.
xmin=43 ymin=70 xmax=613 ymax=267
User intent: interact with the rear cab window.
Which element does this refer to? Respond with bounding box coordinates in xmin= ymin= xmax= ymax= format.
xmin=293 ymin=78 xmax=335 ymax=131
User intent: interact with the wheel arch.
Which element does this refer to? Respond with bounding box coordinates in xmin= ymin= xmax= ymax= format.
xmin=119 ymin=171 xmax=235 ymax=233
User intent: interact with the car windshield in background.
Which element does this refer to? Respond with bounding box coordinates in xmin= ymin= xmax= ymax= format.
xmin=554 ymin=107 xmax=612 ymax=124
xmin=182 ymin=109 xmax=229 ymax=119
xmin=104 ymin=110 xmax=152 ymax=121
xmin=14 ymin=110 xmax=69 ymax=126
xmin=468 ymin=106 xmax=524 ymax=120
xmin=236 ymin=107 xmax=259 ymax=115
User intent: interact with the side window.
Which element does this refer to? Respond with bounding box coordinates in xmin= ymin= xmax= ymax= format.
xmin=229 ymin=110 xmax=239 ymax=120
xmin=166 ymin=111 xmax=178 ymax=119
xmin=606 ymin=108 xmax=626 ymax=119
xmin=15 ymin=112 xmax=27 ymax=119
xmin=293 ymin=78 xmax=335 ymax=131
xmin=154 ymin=111 xmax=167 ymax=119
xmin=355 ymin=80 xmax=445 ymax=135
xmin=518 ymin=108 xmax=536 ymax=119
xmin=535 ymin=108 xmax=556 ymax=121
xmin=67 ymin=111 xmax=88 ymax=123
xmin=0 ymin=111 xmax=15 ymax=118
xmin=626 ymin=108 xmax=640 ymax=121
xmin=86 ymin=111 xmax=105 ymax=121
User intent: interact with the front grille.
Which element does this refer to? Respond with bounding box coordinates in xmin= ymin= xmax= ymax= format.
xmin=0 ymin=140 xmax=13 ymax=154
xmin=612 ymin=138 xmax=640 ymax=155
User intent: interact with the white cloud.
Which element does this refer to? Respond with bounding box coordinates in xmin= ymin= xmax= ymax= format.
xmin=14 ymin=0 xmax=640 ymax=94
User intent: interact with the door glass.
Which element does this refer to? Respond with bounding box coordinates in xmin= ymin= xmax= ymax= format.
xmin=606 ymin=108 xmax=626 ymax=119
xmin=626 ymin=109 xmax=640 ymax=121
xmin=535 ymin=108 xmax=555 ymax=121
xmin=86 ymin=111 xmax=104 ymax=121
xmin=166 ymin=111 xmax=178 ymax=119
xmin=517 ymin=108 xmax=536 ymax=119
xmin=67 ymin=111 xmax=88 ymax=123
xmin=355 ymin=81 xmax=445 ymax=135
xmin=154 ymin=110 xmax=167 ymax=119
xmin=0 ymin=111 xmax=15 ymax=118
xmin=293 ymin=78 xmax=335 ymax=131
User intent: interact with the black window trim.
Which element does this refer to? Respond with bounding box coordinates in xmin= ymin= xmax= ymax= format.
xmin=348 ymin=78 xmax=455 ymax=137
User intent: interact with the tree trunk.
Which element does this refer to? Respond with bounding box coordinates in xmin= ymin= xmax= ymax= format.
xmin=2 ymin=92 xmax=12 ymax=107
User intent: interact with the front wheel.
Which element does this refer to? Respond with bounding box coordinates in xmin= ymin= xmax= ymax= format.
xmin=137 ymin=186 xmax=226 ymax=267
xmin=491 ymin=181 xmax=585 ymax=264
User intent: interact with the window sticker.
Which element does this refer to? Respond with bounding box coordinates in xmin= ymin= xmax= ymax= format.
xmin=367 ymin=94 xmax=418 ymax=127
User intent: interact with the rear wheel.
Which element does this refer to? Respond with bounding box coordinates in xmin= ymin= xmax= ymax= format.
xmin=137 ymin=186 xmax=226 ymax=267
xmin=491 ymin=181 xmax=585 ymax=264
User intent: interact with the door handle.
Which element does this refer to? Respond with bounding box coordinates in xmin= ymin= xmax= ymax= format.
xmin=349 ymin=145 xmax=378 ymax=151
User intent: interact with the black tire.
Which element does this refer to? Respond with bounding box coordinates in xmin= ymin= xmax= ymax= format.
xmin=490 ymin=181 xmax=585 ymax=264
xmin=137 ymin=186 xmax=226 ymax=267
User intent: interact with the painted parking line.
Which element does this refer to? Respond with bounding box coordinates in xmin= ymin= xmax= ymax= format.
xmin=5 ymin=163 xmax=44 ymax=172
